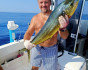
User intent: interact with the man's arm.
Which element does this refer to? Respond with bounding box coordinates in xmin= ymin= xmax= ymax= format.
xmin=24 ymin=17 xmax=36 ymax=50
xmin=24 ymin=17 xmax=35 ymax=40
xmin=58 ymin=29 xmax=69 ymax=39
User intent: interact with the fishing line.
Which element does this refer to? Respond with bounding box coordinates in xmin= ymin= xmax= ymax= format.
xmin=16 ymin=28 xmax=21 ymax=41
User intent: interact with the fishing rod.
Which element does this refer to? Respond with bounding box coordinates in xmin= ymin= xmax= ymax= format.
xmin=74 ymin=0 xmax=85 ymax=53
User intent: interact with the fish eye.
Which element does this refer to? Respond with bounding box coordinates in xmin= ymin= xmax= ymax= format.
xmin=70 ymin=3 xmax=73 ymax=6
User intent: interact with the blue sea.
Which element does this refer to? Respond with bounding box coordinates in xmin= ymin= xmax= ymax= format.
xmin=0 ymin=12 xmax=88 ymax=46
xmin=0 ymin=12 xmax=37 ymax=46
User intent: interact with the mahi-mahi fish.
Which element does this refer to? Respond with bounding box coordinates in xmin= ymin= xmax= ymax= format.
xmin=30 ymin=0 xmax=79 ymax=45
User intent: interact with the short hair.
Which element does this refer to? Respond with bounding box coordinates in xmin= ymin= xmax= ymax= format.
xmin=38 ymin=0 xmax=51 ymax=2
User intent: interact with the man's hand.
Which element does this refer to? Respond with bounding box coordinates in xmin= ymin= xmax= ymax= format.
xmin=58 ymin=15 xmax=69 ymax=31
xmin=24 ymin=40 xmax=36 ymax=50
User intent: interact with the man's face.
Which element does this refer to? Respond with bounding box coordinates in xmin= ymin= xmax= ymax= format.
xmin=38 ymin=0 xmax=51 ymax=13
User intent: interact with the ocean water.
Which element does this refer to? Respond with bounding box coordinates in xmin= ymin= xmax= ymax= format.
xmin=0 ymin=12 xmax=88 ymax=46
xmin=0 ymin=12 xmax=37 ymax=46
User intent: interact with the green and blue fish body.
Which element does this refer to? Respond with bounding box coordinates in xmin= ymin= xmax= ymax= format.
xmin=31 ymin=0 xmax=79 ymax=45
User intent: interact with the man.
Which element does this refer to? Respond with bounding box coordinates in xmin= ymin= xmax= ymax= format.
xmin=0 ymin=65 xmax=3 ymax=70
xmin=24 ymin=0 xmax=69 ymax=70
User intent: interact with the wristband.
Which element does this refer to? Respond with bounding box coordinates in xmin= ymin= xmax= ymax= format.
xmin=60 ymin=28 xmax=67 ymax=32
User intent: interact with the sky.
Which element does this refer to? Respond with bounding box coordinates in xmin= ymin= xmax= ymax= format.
xmin=83 ymin=1 xmax=88 ymax=14
xmin=0 ymin=0 xmax=40 ymax=13
xmin=0 ymin=0 xmax=88 ymax=14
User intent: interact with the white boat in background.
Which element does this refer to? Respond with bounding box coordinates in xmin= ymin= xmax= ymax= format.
xmin=0 ymin=0 xmax=87 ymax=70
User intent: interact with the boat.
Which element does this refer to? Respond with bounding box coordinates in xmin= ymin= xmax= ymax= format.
xmin=0 ymin=0 xmax=87 ymax=70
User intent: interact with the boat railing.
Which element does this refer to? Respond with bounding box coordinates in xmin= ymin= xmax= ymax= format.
xmin=0 ymin=39 xmax=32 ymax=70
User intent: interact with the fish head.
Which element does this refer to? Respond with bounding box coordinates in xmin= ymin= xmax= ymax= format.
xmin=63 ymin=0 xmax=79 ymax=18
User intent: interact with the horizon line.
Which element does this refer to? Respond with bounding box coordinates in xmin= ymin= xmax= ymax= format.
xmin=0 ymin=11 xmax=39 ymax=14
